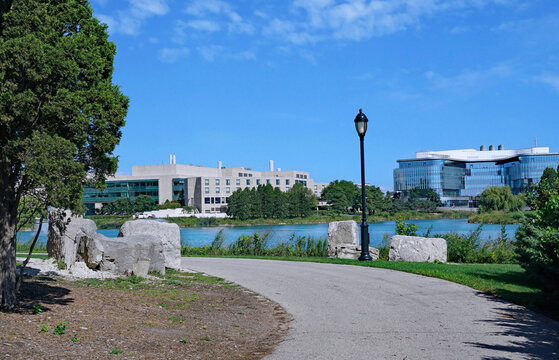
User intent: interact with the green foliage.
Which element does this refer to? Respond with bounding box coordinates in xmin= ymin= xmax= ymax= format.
xmin=321 ymin=180 xmax=358 ymax=214
xmin=1 ymin=0 xmax=129 ymax=307
xmin=32 ymin=303 xmax=43 ymax=314
xmin=71 ymin=337 xmax=79 ymax=343
xmin=134 ymin=195 xmax=156 ymax=213
xmin=180 ymin=338 xmax=188 ymax=343
xmin=443 ymin=225 xmax=517 ymax=264
xmin=516 ymin=166 xmax=559 ymax=295
xmin=479 ymin=186 xmax=525 ymax=213
xmin=468 ymin=210 xmax=534 ymax=225
xmin=155 ymin=200 xmax=182 ymax=211
xmin=227 ymin=184 xmax=317 ymax=220
xmin=56 ymin=261 xmax=66 ymax=270
xmin=377 ymin=233 xmax=391 ymax=260
xmin=17 ymin=195 xmax=47 ymax=231
xmin=109 ymin=349 xmax=124 ymax=355
xmin=53 ymin=322 xmax=67 ymax=335
xmin=39 ymin=324 xmax=49 ymax=333
xmin=395 ymin=220 xmax=418 ymax=236
xmin=181 ymin=232 xmax=328 ymax=257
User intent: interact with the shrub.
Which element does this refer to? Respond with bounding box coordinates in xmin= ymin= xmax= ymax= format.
xmin=516 ymin=166 xmax=559 ymax=295
xmin=444 ymin=225 xmax=483 ymax=263
xmin=155 ymin=200 xmax=182 ymax=210
xmin=395 ymin=220 xmax=418 ymax=236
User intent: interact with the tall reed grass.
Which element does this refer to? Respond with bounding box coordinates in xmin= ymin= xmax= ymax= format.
xmin=181 ymin=231 xmax=328 ymax=257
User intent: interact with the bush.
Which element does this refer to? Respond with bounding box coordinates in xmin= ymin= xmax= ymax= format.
xmin=155 ymin=200 xmax=182 ymax=210
xmin=443 ymin=225 xmax=517 ymax=264
xmin=516 ymin=166 xmax=559 ymax=295
xmin=395 ymin=220 xmax=418 ymax=236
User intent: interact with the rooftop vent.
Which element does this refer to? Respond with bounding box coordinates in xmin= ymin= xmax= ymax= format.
xmin=480 ymin=145 xmax=486 ymax=151
xmin=498 ymin=144 xmax=504 ymax=150
xmin=489 ymin=145 xmax=495 ymax=151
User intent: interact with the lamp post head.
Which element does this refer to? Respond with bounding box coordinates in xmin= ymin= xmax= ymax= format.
xmin=354 ymin=109 xmax=368 ymax=137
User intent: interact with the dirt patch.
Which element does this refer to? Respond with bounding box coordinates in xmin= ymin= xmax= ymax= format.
xmin=0 ymin=271 xmax=291 ymax=359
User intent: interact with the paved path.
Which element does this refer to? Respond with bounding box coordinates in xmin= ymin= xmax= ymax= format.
xmin=181 ymin=258 xmax=559 ymax=360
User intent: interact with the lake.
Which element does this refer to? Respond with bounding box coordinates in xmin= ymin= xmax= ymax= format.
xmin=18 ymin=218 xmax=519 ymax=248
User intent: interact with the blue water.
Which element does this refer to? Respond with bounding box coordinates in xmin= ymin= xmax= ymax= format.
xmin=17 ymin=219 xmax=519 ymax=248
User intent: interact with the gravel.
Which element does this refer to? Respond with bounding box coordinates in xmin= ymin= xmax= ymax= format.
xmin=18 ymin=258 xmax=118 ymax=280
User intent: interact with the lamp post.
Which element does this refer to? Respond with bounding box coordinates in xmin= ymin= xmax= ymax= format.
xmin=355 ymin=109 xmax=372 ymax=261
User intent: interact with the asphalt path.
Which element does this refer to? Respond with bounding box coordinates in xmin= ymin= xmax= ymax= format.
xmin=181 ymin=258 xmax=559 ymax=360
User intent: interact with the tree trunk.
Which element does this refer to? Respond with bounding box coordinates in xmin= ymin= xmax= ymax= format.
xmin=0 ymin=187 xmax=18 ymax=309
xmin=16 ymin=215 xmax=43 ymax=294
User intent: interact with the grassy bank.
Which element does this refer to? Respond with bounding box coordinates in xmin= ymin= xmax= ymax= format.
xmin=85 ymin=215 xmax=132 ymax=229
xmin=182 ymin=255 xmax=557 ymax=321
xmin=467 ymin=210 xmax=534 ymax=224
xmin=168 ymin=210 xmax=473 ymax=228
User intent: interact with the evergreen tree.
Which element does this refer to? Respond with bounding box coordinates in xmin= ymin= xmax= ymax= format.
xmin=0 ymin=0 xmax=128 ymax=308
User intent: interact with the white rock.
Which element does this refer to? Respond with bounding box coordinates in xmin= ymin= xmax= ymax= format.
xmin=118 ymin=220 xmax=181 ymax=269
xmin=389 ymin=235 xmax=447 ymax=263
xmin=47 ymin=209 xmax=97 ymax=269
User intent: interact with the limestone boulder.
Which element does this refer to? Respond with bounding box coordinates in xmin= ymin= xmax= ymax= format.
xmin=333 ymin=245 xmax=380 ymax=260
xmin=327 ymin=220 xmax=358 ymax=257
xmin=97 ymin=235 xmax=165 ymax=277
xmin=47 ymin=209 xmax=97 ymax=269
xmin=118 ymin=220 xmax=181 ymax=269
xmin=389 ymin=235 xmax=447 ymax=263
xmin=76 ymin=233 xmax=105 ymax=269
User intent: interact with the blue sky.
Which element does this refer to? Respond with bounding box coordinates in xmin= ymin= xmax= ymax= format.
xmin=91 ymin=0 xmax=559 ymax=190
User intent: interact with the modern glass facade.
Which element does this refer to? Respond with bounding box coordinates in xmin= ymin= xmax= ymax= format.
xmin=83 ymin=179 xmax=159 ymax=214
xmin=394 ymin=153 xmax=559 ymax=205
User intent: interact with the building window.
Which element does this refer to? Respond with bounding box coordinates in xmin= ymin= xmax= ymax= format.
xmin=226 ymin=187 xmax=230 ymax=193
xmin=256 ymin=179 xmax=260 ymax=185
xmin=215 ymin=197 xmax=221 ymax=204
xmin=314 ymin=185 xmax=318 ymax=190
xmin=285 ymin=187 xmax=290 ymax=191
xmin=249 ymin=174 xmax=252 ymax=177
xmin=205 ymin=187 xmax=209 ymax=194
xmin=266 ymin=179 xmax=270 ymax=184
xmin=204 ymin=197 xmax=210 ymax=204
xmin=286 ymin=179 xmax=290 ymax=185
xmin=276 ymin=179 xmax=280 ymax=185
xmin=236 ymin=179 xmax=240 ymax=185
xmin=216 ymin=187 xmax=220 ymax=194
xmin=205 ymin=179 xmax=209 ymax=185
xmin=215 ymin=179 xmax=220 ymax=185
xmin=246 ymin=179 xmax=251 ymax=185
xmin=226 ymin=179 xmax=230 ymax=185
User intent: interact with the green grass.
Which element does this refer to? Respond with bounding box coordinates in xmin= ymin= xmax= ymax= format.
xmin=468 ymin=210 xmax=535 ymax=224
xmin=183 ymin=255 xmax=557 ymax=321
xmin=85 ymin=215 xmax=133 ymax=229
xmin=162 ymin=211 xmax=474 ymax=229
xmin=16 ymin=253 xmax=49 ymax=260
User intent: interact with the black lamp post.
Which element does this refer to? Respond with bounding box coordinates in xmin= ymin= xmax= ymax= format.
xmin=355 ymin=109 xmax=372 ymax=261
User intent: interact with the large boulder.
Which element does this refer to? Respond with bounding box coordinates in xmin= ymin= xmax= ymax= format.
xmin=118 ymin=220 xmax=181 ymax=269
xmin=389 ymin=235 xmax=447 ymax=262
xmin=47 ymin=209 xmax=97 ymax=269
xmin=327 ymin=220 xmax=379 ymax=260
xmin=77 ymin=233 xmax=165 ymax=277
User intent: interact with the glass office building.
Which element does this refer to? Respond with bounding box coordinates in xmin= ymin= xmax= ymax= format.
xmin=394 ymin=146 xmax=559 ymax=206
xmin=83 ymin=179 xmax=159 ymax=214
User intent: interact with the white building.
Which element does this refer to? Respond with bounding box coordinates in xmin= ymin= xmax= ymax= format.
xmin=83 ymin=157 xmax=329 ymax=214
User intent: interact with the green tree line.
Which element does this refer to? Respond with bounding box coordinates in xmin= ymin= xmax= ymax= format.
xmin=321 ymin=180 xmax=441 ymax=215
xmin=226 ymin=183 xmax=317 ymax=220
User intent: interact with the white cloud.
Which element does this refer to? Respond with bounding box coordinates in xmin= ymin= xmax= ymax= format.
xmin=99 ymin=0 xmax=170 ymax=35
xmin=534 ymin=74 xmax=559 ymax=92
xmin=186 ymin=20 xmax=221 ymax=32
xmin=424 ymin=63 xmax=514 ymax=94
xmin=261 ymin=0 xmax=520 ymax=44
xmin=198 ymin=45 xmax=256 ymax=62
xmin=183 ymin=0 xmax=255 ymax=35
xmin=158 ymin=47 xmax=190 ymax=63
